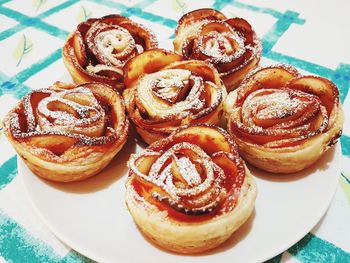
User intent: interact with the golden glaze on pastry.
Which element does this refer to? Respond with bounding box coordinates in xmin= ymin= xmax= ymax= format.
xmin=123 ymin=49 xmax=227 ymax=144
xmin=3 ymin=82 xmax=129 ymax=182
xmin=62 ymin=14 xmax=158 ymax=90
xmin=224 ymin=65 xmax=344 ymax=173
xmin=125 ymin=125 xmax=257 ymax=253
xmin=173 ymin=8 xmax=261 ymax=92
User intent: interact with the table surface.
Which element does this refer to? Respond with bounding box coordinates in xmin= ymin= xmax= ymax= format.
xmin=0 ymin=0 xmax=349 ymax=262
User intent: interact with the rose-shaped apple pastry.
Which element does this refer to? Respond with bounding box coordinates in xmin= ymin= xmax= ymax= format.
xmin=63 ymin=14 xmax=158 ymax=90
xmin=224 ymin=65 xmax=344 ymax=173
xmin=123 ymin=49 xmax=227 ymax=144
xmin=125 ymin=125 xmax=257 ymax=253
xmin=174 ymin=8 xmax=261 ymax=91
xmin=3 ymin=82 xmax=129 ymax=182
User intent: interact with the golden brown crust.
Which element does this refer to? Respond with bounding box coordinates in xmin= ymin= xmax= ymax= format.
xmin=123 ymin=49 xmax=227 ymax=144
xmin=175 ymin=8 xmax=227 ymax=35
xmin=173 ymin=8 xmax=261 ymax=92
xmin=3 ymin=82 xmax=129 ymax=182
xmin=126 ymin=167 xmax=256 ymax=254
xmin=123 ymin=48 xmax=183 ymax=89
xmin=224 ymin=65 xmax=344 ymax=173
xmin=125 ymin=125 xmax=257 ymax=253
xmin=62 ymin=15 xmax=158 ymax=90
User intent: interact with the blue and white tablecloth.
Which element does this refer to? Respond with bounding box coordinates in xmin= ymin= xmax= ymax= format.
xmin=0 ymin=0 xmax=349 ymax=262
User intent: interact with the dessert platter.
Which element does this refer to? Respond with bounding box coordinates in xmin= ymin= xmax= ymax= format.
xmin=3 ymin=8 xmax=343 ymax=263
xmin=19 ymin=133 xmax=340 ymax=263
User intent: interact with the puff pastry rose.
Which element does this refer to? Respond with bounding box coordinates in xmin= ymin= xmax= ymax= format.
xmin=123 ymin=49 xmax=227 ymax=144
xmin=63 ymin=14 xmax=158 ymax=90
xmin=224 ymin=65 xmax=344 ymax=173
xmin=125 ymin=125 xmax=257 ymax=253
xmin=3 ymin=82 xmax=129 ymax=182
xmin=173 ymin=8 xmax=261 ymax=91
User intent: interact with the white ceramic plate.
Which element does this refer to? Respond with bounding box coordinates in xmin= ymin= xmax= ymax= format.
xmin=20 ymin=132 xmax=341 ymax=263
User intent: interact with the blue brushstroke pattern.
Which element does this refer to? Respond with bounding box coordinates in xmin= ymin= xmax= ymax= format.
xmin=340 ymin=135 xmax=350 ymax=158
xmin=0 ymin=6 xmax=68 ymax=39
xmin=0 ymin=0 xmax=349 ymax=262
xmin=288 ymin=233 xmax=350 ymax=263
xmin=0 ymin=209 xmax=94 ymax=262
xmin=0 ymin=155 xmax=17 ymax=190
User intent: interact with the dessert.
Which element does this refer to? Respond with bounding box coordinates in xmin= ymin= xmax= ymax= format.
xmin=224 ymin=65 xmax=344 ymax=173
xmin=123 ymin=49 xmax=227 ymax=144
xmin=125 ymin=125 xmax=257 ymax=253
xmin=173 ymin=8 xmax=261 ymax=91
xmin=63 ymin=14 xmax=158 ymax=90
xmin=3 ymin=82 xmax=129 ymax=182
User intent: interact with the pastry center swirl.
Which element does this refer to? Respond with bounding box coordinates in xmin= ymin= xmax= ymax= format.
xmin=130 ymin=142 xmax=227 ymax=215
xmin=95 ymin=26 xmax=140 ymax=67
xmin=137 ymin=69 xmax=217 ymax=119
xmin=200 ymin=30 xmax=245 ymax=63
xmin=80 ymin=18 xmax=158 ymax=78
xmin=36 ymin=88 xmax=106 ymax=137
xmin=235 ymin=88 xmax=329 ymax=147
xmin=8 ymin=84 xmax=123 ymax=154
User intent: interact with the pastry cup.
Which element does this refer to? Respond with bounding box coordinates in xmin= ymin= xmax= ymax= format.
xmin=123 ymin=48 xmax=227 ymax=144
xmin=224 ymin=65 xmax=344 ymax=173
xmin=62 ymin=14 xmax=158 ymax=90
xmin=125 ymin=125 xmax=257 ymax=253
xmin=173 ymin=8 xmax=261 ymax=92
xmin=3 ymin=82 xmax=129 ymax=182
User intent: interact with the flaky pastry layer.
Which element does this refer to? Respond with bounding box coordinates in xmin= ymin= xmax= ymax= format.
xmin=224 ymin=65 xmax=344 ymax=173
xmin=173 ymin=8 xmax=261 ymax=92
xmin=4 ymin=82 xmax=129 ymax=182
xmin=125 ymin=167 xmax=256 ymax=254
xmin=123 ymin=49 xmax=227 ymax=144
xmin=125 ymin=125 xmax=257 ymax=253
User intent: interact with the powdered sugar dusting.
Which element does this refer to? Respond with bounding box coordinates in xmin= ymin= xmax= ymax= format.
xmin=8 ymin=84 xmax=125 ymax=151
xmin=253 ymin=90 xmax=302 ymax=120
xmin=76 ymin=15 xmax=157 ymax=77
xmin=128 ymin=141 xmax=230 ymax=215
xmin=96 ymin=27 xmax=135 ymax=67
xmin=175 ymin=156 xmax=201 ymax=186
xmin=135 ymin=68 xmax=223 ymax=121
xmin=178 ymin=18 xmax=262 ymax=77
xmin=199 ymin=30 xmax=246 ymax=64
xmin=232 ymin=80 xmax=330 ymax=147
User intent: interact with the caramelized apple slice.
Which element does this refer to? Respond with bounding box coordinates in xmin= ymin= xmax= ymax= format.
xmin=226 ymin=18 xmax=254 ymax=44
xmin=123 ymin=49 xmax=183 ymax=89
xmin=175 ymin=8 xmax=227 ymax=35
xmin=168 ymin=126 xmax=231 ymax=154
xmin=236 ymin=66 xmax=299 ymax=105
xmin=287 ymin=76 xmax=339 ymax=114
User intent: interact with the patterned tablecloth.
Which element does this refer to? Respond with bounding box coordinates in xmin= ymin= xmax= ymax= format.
xmin=0 ymin=0 xmax=349 ymax=262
